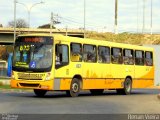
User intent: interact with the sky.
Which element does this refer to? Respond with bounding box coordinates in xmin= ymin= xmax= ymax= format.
xmin=0 ymin=0 xmax=160 ymax=33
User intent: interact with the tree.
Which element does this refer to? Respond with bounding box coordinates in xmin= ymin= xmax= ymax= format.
xmin=8 ymin=18 xmax=28 ymax=28
xmin=0 ymin=24 xmax=3 ymax=27
xmin=38 ymin=23 xmax=56 ymax=29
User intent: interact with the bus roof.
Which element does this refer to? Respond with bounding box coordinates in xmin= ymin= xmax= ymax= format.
xmin=18 ymin=33 xmax=154 ymax=51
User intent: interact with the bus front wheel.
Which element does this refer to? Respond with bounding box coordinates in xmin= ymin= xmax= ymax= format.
xmin=116 ymin=78 xmax=132 ymax=95
xmin=34 ymin=89 xmax=47 ymax=97
xmin=66 ymin=78 xmax=80 ymax=97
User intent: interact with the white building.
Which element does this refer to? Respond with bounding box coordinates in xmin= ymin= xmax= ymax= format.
xmin=144 ymin=45 xmax=160 ymax=86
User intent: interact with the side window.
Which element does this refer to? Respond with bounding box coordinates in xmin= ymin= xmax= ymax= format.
xmin=111 ymin=47 xmax=123 ymax=64
xmin=98 ymin=46 xmax=110 ymax=63
xmin=55 ymin=44 xmax=69 ymax=68
xmin=83 ymin=44 xmax=97 ymax=62
xmin=145 ymin=51 xmax=153 ymax=66
xmin=123 ymin=49 xmax=134 ymax=65
xmin=70 ymin=43 xmax=82 ymax=62
xmin=135 ymin=50 xmax=144 ymax=65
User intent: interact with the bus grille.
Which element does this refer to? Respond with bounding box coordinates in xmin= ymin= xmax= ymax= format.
xmin=17 ymin=73 xmax=45 ymax=80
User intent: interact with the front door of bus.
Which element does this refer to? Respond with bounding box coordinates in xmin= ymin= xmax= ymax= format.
xmin=54 ymin=42 xmax=71 ymax=90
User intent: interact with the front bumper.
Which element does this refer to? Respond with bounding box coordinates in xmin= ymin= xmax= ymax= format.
xmin=10 ymin=79 xmax=53 ymax=90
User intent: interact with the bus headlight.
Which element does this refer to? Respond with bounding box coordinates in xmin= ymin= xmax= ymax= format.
xmin=45 ymin=72 xmax=51 ymax=80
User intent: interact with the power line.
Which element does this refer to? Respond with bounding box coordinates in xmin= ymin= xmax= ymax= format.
xmin=57 ymin=15 xmax=106 ymax=28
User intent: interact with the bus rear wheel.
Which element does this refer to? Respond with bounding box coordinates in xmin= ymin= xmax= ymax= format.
xmin=66 ymin=78 xmax=80 ymax=97
xmin=90 ymin=89 xmax=104 ymax=95
xmin=116 ymin=78 xmax=132 ymax=95
xmin=34 ymin=89 xmax=47 ymax=97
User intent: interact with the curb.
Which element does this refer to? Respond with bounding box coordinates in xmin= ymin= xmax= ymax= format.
xmin=0 ymin=88 xmax=28 ymax=93
xmin=146 ymin=86 xmax=160 ymax=89
xmin=0 ymin=79 xmax=10 ymax=85
xmin=0 ymin=87 xmax=32 ymax=92
xmin=0 ymin=81 xmax=10 ymax=85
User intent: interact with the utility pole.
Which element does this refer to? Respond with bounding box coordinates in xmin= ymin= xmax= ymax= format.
xmin=114 ymin=0 xmax=118 ymax=34
xmin=50 ymin=12 xmax=61 ymax=35
xmin=66 ymin=26 xmax=68 ymax=36
xmin=50 ymin=12 xmax=53 ymax=35
xmin=14 ymin=0 xmax=17 ymax=42
xmin=142 ymin=0 xmax=146 ymax=34
xmin=150 ymin=0 xmax=153 ymax=35
xmin=84 ymin=0 xmax=86 ymax=38
xmin=137 ymin=0 xmax=139 ymax=33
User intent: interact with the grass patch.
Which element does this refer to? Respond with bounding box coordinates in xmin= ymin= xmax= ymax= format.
xmin=86 ymin=32 xmax=160 ymax=45
xmin=157 ymin=83 xmax=160 ymax=86
xmin=0 ymin=81 xmax=3 ymax=86
xmin=0 ymin=85 xmax=11 ymax=89
xmin=0 ymin=85 xmax=30 ymax=91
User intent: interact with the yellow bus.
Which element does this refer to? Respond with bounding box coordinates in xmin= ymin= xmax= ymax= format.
xmin=10 ymin=33 xmax=154 ymax=97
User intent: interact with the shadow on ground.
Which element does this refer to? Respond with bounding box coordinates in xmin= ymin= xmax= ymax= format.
xmin=6 ymin=89 xmax=160 ymax=99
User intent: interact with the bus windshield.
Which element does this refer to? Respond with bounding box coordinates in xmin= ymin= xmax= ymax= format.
xmin=12 ymin=36 xmax=53 ymax=72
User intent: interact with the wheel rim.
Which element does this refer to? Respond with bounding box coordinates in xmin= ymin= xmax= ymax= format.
xmin=72 ymin=83 xmax=79 ymax=93
xmin=126 ymin=80 xmax=131 ymax=92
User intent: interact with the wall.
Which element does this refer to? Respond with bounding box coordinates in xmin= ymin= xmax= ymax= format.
xmin=144 ymin=45 xmax=160 ymax=85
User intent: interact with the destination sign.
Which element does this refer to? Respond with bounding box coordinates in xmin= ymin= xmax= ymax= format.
xmin=16 ymin=36 xmax=53 ymax=45
xmin=24 ymin=37 xmax=44 ymax=43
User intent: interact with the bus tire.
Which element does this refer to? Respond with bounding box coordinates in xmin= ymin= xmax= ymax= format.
xmin=34 ymin=89 xmax=47 ymax=97
xmin=90 ymin=89 xmax=104 ymax=95
xmin=67 ymin=78 xmax=80 ymax=97
xmin=116 ymin=78 xmax=132 ymax=95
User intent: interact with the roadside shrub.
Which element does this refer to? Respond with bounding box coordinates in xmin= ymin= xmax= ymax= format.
xmin=0 ymin=81 xmax=3 ymax=86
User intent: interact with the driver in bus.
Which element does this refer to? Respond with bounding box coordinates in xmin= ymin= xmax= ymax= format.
xmin=37 ymin=51 xmax=52 ymax=68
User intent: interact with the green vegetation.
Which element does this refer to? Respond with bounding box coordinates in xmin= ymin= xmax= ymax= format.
xmin=86 ymin=32 xmax=160 ymax=45
xmin=0 ymin=84 xmax=29 ymax=91
xmin=0 ymin=85 xmax=11 ymax=89
xmin=157 ymin=83 xmax=160 ymax=86
xmin=0 ymin=81 xmax=2 ymax=86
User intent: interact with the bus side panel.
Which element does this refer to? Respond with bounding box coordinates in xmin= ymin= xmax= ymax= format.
xmin=82 ymin=79 xmax=124 ymax=89
xmin=60 ymin=61 xmax=83 ymax=90
xmin=133 ymin=66 xmax=154 ymax=88
xmin=82 ymin=63 xmax=112 ymax=89
xmin=123 ymin=65 xmax=134 ymax=78
xmin=110 ymin=64 xmax=124 ymax=79
xmin=112 ymin=64 xmax=135 ymax=79
xmin=132 ymin=80 xmax=154 ymax=88
xmin=135 ymin=66 xmax=148 ymax=79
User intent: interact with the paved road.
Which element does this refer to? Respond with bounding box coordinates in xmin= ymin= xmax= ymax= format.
xmin=0 ymin=89 xmax=159 ymax=114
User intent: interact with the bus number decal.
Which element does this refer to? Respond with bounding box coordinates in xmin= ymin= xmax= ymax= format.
xmin=20 ymin=45 xmax=30 ymax=51
xmin=76 ymin=64 xmax=81 ymax=68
